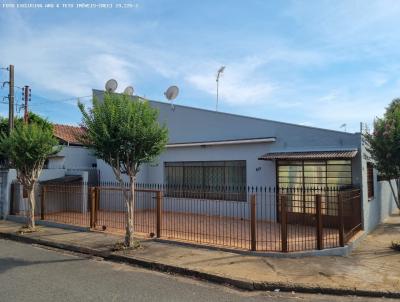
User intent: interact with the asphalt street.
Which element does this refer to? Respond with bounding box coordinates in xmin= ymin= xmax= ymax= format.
xmin=0 ymin=239 xmax=394 ymax=302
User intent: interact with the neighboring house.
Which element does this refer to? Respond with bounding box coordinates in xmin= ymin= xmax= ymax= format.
xmin=93 ymin=89 xmax=398 ymax=234
xmin=41 ymin=124 xmax=99 ymax=184
xmin=50 ymin=124 xmax=97 ymax=170
xmin=6 ymin=124 xmax=96 ymax=218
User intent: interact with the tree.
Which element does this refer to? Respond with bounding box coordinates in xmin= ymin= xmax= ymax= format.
xmin=0 ymin=112 xmax=52 ymax=136
xmin=78 ymin=93 xmax=168 ymax=247
xmin=0 ymin=113 xmax=53 ymax=164
xmin=0 ymin=121 xmax=59 ymax=229
xmin=364 ymin=99 xmax=400 ymax=209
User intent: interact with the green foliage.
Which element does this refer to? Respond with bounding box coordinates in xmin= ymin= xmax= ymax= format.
xmin=0 ymin=122 xmax=59 ymax=186
xmin=78 ymin=92 xmax=168 ymax=178
xmin=364 ymin=99 xmax=400 ymax=179
xmin=0 ymin=112 xmax=52 ymax=137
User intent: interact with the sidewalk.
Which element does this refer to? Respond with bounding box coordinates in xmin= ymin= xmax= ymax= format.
xmin=0 ymin=216 xmax=399 ymax=298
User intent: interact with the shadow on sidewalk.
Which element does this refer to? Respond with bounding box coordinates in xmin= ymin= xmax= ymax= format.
xmin=0 ymin=257 xmax=85 ymax=274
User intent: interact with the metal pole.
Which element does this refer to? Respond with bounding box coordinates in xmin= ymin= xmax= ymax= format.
xmin=23 ymin=85 xmax=29 ymax=123
xmin=156 ymin=190 xmax=162 ymax=238
xmin=90 ymin=187 xmax=96 ymax=228
xmin=216 ymin=78 xmax=219 ymax=111
xmin=8 ymin=65 xmax=14 ymax=134
xmin=250 ymin=194 xmax=257 ymax=251
xmin=215 ymin=66 xmax=224 ymax=111
xmin=338 ymin=192 xmax=345 ymax=247
xmin=316 ymin=194 xmax=323 ymax=250
xmin=280 ymin=195 xmax=288 ymax=252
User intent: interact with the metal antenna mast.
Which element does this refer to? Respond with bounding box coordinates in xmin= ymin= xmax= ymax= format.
xmin=216 ymin=66 xmax=225 ymax=111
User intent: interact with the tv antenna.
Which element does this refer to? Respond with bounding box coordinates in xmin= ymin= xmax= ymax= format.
xmin=164 ymin=85 xmax=179 ymax=110
xmin=105 ymin=79 xmax=118 ymax=92
xmin=216 ymin=66 xmax=225 ymax=111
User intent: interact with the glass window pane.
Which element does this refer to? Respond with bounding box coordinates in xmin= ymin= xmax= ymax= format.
xmin=164 ymin=160 xmax=246 ymax=201
xmin=327 ymin=165 xmax=351 ymax=172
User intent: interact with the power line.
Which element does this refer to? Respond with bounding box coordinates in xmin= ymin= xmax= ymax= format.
xmin=29 ymin=94 xmax=92 ymax=106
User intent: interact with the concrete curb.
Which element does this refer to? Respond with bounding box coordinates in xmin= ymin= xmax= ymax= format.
xmin=0 ymin=230 xmax=398 ymax=299
xmin=154 ymin=238 xmax=351 ymax=258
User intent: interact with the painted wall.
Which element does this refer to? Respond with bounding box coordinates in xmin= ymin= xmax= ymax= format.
xmin=93 ymin=89 xmax=361 ymax=186
xmin=61 ymin=146 xmax=96 ymax=169
xmin=48 ymin=146 xmax=96 ymax=170
xmin=377 ymin=180 xmax=399 ymax=221
xmin=93 ymin=89 xmax=360 ymax=149
xmin=147 ymin=143 xmax=277 ymax=187
xmin=358 ymin=142 xmax=399 ymax=232
xmin=96 ymin=159 xmax=148 ymax=183
xmin=47 ymin=157 xmax=65 ymax=169
xmin=0 ymin=169 xmax=17 ymax=218
xmin=43 ymin=171 xmax=89 ymax=214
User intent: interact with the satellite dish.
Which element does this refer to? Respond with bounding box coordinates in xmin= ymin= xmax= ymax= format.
xmin=105 ymin=79 xmax=118 ymax=92
xmin=164 ymin=85 xmax=179 ymax=111
xmin=164 ymin=86 xmax=179 ymax=100
xmin=124 ymin=86 xmax=134 ymax=96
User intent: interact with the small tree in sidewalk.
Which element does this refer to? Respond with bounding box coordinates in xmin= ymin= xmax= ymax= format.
xmin=0 ymin=122 xmax=59 ymax=229
xmin=78 ymin=93 xmax=168 ymax=247
xmin=364 ymin=99 xmax=400 ymax=209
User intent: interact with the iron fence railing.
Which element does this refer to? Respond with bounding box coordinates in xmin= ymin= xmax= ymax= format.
xmin=10 ymin=181 xmax=362 ymax=252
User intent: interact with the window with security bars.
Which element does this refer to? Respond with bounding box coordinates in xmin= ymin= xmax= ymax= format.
xmin=164 ymin=161 xmax=246 ymax=201
xmin=367 ymin=162 xmax=374 ymax=199
xmin=277 ymin=160 xmax=353 ymax=214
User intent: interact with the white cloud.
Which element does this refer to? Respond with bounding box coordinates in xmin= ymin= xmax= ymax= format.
xmin=0 ymin=2 xmax=398 ymax=132
xmin=0 ymin=10 xmax=169 ymax=99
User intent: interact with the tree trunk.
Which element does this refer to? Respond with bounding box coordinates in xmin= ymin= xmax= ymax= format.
xmin=124 ymin=176 xmax=135 ymax=247
xmin=27 ymin=186 xmax=36 ymax=230
xmin=388 ymin=179 xmax=400 ymax=210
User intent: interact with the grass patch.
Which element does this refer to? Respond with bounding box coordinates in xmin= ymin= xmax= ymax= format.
xmin=17 ymin=225 xmax=42 ymax=235
xmin=112 ymin=240 xmax=141 ymax=252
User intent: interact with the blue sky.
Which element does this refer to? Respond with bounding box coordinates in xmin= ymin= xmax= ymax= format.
xmin=1 ymin=0 xmax=400 ymax=132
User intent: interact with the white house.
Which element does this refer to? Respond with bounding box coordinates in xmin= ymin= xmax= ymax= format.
xmin=93 ymin=89 xmax=398 ymax=235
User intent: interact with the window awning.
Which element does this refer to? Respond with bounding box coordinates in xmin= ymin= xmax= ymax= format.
xmin=258 ymin=149 xmax=358 ymax=160
xmin=167 ymin=137 xmax=276 ymax=148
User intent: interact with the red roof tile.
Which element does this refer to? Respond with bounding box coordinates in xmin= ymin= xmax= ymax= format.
xmin=53 ymin=124 xmax=85 ymax=145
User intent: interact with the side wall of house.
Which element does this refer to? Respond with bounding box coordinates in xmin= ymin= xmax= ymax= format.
xmin=0 ymin=169 xmax=17 ymax=219
xmin=359 ymin=143 xmax=399 ymax=233
xmin=57 ymin=146 xmax=97 ymax=169
xmin=377 ymin=180 xmax=399 ymax=221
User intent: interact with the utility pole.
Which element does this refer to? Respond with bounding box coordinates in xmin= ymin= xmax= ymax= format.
xmin=8 ymin=65 xmax=14 ymax=134
xmin=23 ymin=85 xmax=30 ymax=123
